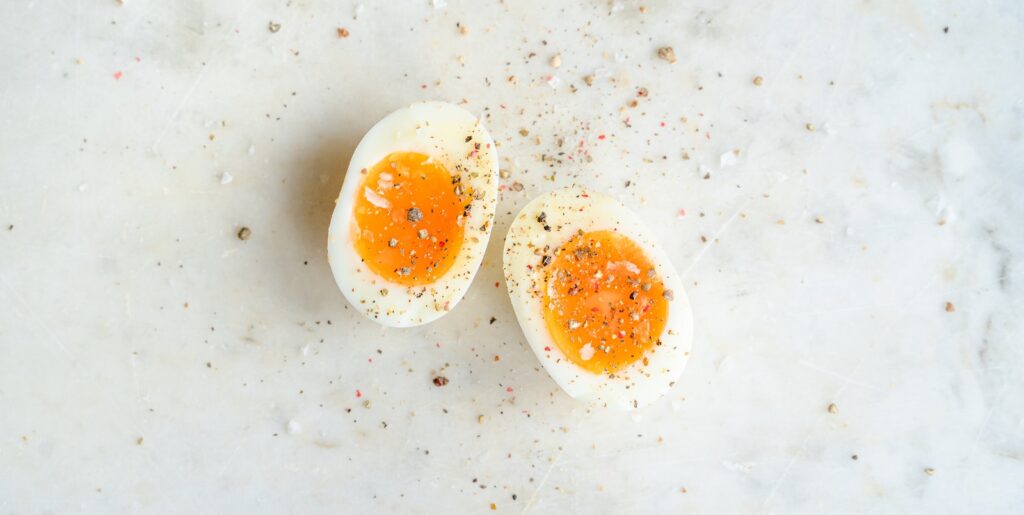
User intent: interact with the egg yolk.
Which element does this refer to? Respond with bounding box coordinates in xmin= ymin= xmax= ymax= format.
xmin=542 ymin=230 xmax=669 ymax=374
xmin=353 ymin=151 xmax=468 ymax=286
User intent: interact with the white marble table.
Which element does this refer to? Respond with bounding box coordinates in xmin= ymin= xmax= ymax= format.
xmin=1 ymin=1 xmax=1022 ymax=513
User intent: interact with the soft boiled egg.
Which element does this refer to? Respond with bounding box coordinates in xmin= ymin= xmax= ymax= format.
xmin=328 ymin=102 xmax=498 ymax=327
xmin=503 ymin=188 xmax=693 ymax=409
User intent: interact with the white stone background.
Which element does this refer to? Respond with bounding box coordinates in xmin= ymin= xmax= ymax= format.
xmin=0 ymin=1 xmax=1022 ymax=513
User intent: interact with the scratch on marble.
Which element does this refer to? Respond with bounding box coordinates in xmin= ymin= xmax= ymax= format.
xmin=680 ymin=202 xmax=747 ymax=280
xmin=520 ymin=413 xmax=587 ymax=514
xmin=521 ymin=444 xmax=566 ymax=514
xmin=758 ymin=358 xmax=866 ymax=514
xmin=759 ymin=283 xmax=932 ymax=513
xmin=799 ymin=359 xmax=879 ymax=390
xmin=150 ymin=64 xmax=212 ymax=152
xmin=150 ymin=5 xmax=254 ymax=153
xmin=218 ymin=440 xmax=246 ymax=478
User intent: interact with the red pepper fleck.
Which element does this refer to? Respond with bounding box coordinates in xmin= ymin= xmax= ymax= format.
xmin=643 ymin=304 xmax=652 ymax=312
xmin=581 ymin=193 xmax=589 ymax=198
xmin=506 ymin=386 xmax=513 ymax=393
xmin=679 ymin=208 xmax=686 ymax=217
xmin=113 ymin=71 xmax=123 ymax=80
xmin=660 ymin=121 xmax=666 ymax=127
xmin=494 ymin=282 xmax=500 ymax=288
xmin=598 ymin=134 xmax=606 ymax=140
xmin=544 ymin=346 xmax=551 ymax=352
xmin=421 ymin=84 xmax=428 ymax=89
xmin=438 ymin=241 xmax=445 ymax=248
xmin=356 ymin=389 xmax=362 ymax=398
xmin=134 ymin=56 xmax=141 ymax=63
xmin=368 ymin=358 xmax=373 ymax=363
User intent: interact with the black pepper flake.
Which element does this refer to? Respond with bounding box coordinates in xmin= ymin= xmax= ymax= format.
xmin=397 ymin=267 xmax=411 ymax=276
xmin=541 ymin=255 xmax=552 ymax=267
xmin=433 ymin=376 xmax=449 ymax=387
xmin=489 ymin=316 xmax=497 ymax=324
xmin=465 ymin=135 xmax=473 ymax=142
xmin=407 ymin=207 xmax=423 ymax=222
xmin=536 ymin=212 xmax=547 ymax=224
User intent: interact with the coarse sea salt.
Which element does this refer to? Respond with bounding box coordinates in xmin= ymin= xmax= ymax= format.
xmin=579 ymin=343 xmax=595 ymax=361
xmin=364 ymin=187 xmax=391 ymax=209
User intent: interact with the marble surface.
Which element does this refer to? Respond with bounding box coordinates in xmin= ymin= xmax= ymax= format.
xmin=1 ymin=0 xmax=1022 ymax=513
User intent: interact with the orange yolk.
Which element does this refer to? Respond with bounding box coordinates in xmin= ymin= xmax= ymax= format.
xmin=542 ymin=230 xmax=669 ymax=374
xmin=352 ymin=151 xmax=468 ymax=286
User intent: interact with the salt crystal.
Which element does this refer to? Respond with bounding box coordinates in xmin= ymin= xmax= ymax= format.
xmin=364 ymin=187 xmax=391 ymax=208
xmin=719 ymin=151 xmax=738 ymax=169
xmin=431 ymin=0 xmax=446 ymax=8
xmin=546 ymin=75 xmax=561 ymax=89
xmin=220 ymin=172 xmax=233 ymax=184
xmin=579 ymin=343 xmax=595 ymax=361
xmin=286 ymin=420 xmax=302 ymax=434
xmin=247 ymin=145 xmax=256 ymax=156
xmin=610 ymin=1 xmax=624 ymax=13
xmin=353 ymin=3 xmax=365 ymax=18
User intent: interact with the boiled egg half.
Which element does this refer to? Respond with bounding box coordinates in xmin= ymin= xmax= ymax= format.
xmin=503 ymin=188 xmax=693 ymax=409
xmin=328 ymin=102 xmax=498 ymax=327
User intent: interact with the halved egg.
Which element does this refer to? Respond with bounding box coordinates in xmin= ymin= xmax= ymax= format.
xmin=328 ymin=102 xmax=498 ymax=327
xmin=503 ymin=188 xmax=693 ymax=409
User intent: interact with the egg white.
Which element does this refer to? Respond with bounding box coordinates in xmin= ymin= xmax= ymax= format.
xmin=503 ymin=187 xmax=693 ymax=409
xmin=328 ymin=102 xmax=498 ymax=327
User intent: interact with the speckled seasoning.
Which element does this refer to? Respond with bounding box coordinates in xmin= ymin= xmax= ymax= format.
xmin=502 ymin=187 xmax=693 ymax=410
xmin=326 ymin=102 xmax=499 ymax=327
